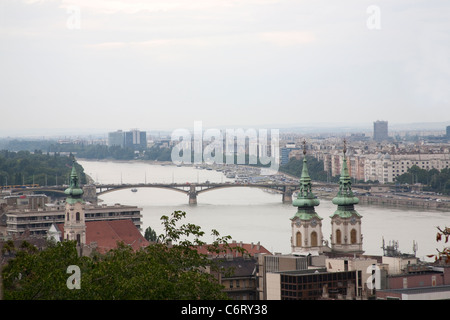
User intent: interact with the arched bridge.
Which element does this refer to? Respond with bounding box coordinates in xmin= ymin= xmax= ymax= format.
xmin=9 ymin=182 xmax=389 ymax=205
xmin=95 ymin=182 xmax=302 ymax=204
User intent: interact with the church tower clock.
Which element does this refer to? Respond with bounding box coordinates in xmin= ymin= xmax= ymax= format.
xmin=330 ymin=140 xmax=364 ymax=254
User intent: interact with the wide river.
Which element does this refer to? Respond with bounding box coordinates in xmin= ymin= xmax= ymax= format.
xmin=79 ymin=160 xmax=449 ymax=262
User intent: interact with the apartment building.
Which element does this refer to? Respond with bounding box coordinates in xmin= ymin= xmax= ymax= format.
xmin=364 ymin=153 xmax=450 ymax=183
xmin=2 ymin=201 xmax=143 ymax=237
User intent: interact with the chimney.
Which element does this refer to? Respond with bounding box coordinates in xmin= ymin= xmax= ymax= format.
xmin=257 ymin=241 xmax=260 ymax=250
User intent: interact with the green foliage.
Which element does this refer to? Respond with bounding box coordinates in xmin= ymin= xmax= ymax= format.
xmin=143 ymin=145 xmax=172 ymax=161
xmin=0 ymin=150 xmax=86 ymax=186
xmin=144 ymin=226 xmax=157 ymax=242
xmin=48 ymin=144 xmax=136 ymax=161
xmin=395 ymin=166 xmax=450 ymax=194
xmin=279 ymin=156 xmax=338 ymax=182
xmin=1 ymin=211 xmax=243 ymax=300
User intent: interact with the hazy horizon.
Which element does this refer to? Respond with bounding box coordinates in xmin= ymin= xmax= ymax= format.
xmin=0 ymin=120 xmax=448 ymax=140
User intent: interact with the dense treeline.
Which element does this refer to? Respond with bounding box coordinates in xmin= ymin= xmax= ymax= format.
xmin=395 ymin=165 xmax=450 ymax=194
xmin=0 ymin=150 xmax=86 ymax=186
xmin=279 ymin=156 xmax=338 ymax=183
xmin=48 ymin=143 xmax=136 ymax=160
xmin=0 ymin=139 xmax=55 ymax=152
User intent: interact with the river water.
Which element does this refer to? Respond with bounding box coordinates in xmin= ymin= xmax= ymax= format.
xmin=79 ymin=160 xmax=449 ymax=262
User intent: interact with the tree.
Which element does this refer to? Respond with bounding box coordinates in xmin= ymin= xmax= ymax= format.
xmin=279 ymin=156 xmax=338 ymax=182
xmin=1 ymin=211 xmax=245 ymax=300
xmin=144 ymin=226 xmax=157 ymax=242
xmin=427 ymin=226 xmax=450 ymax=264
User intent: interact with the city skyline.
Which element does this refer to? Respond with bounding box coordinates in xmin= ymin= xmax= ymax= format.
xmin=1 ymin=0 xmax=450 ymax=134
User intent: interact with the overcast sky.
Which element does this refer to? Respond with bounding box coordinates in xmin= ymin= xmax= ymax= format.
xmin=1 ymin=0 xmax=449 ymax=135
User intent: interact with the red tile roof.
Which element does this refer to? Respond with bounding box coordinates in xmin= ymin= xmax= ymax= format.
xmin=195 ymin=241 xmax=271 ymax=258
xmin=57 ymin=219 xmax=149 ymax=254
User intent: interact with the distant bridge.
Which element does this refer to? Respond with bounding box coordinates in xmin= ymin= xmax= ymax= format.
xmin=96 ymin=182 xmax=301 ymax=204
xmin=6 ymin=181 xmax=396 ymax=205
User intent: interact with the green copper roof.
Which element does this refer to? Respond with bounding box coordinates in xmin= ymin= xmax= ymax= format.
xmin=331 ymin=141 xmax=361 ymax=218
xmin=64 ymin=160 xmax=84 ymax=204
xmin=292 ymin=141 xmax=322 ymax=221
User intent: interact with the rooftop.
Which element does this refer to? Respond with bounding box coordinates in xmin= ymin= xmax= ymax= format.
xmin=57 ymin=219 xmax=149 ymax=254
xmin=378 ymin=284 xmax=450 ymax=295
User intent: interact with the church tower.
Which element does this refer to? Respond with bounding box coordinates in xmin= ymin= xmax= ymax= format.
xmin=64 ymin=160 xmax=86 ymax=247
xmin=330 ymin=140 xmax=363 ymax=254
xmin=291 ymin=141 xmax=329 ymax=255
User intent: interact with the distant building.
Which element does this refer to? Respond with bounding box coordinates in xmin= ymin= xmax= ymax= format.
xmin=55 ymin=219 xmax=149 ymax=254
xmin=363 ymin=153 xmax=450 ymax=183
xmin=266 ymin=268 xmax=362 ymax=300
xmin=108 ymin=129 xmax=147 ymax=150
xmin=446 ymin=126 xmax=450 ymax=139
xmin=195 ymin=240 xmax=271 ymax=259
xmin=209 ymin=257 xmax=259 ymax=300
xmin=53 ymin=162 xmax=148 ymax=256
xmin=124 ymin=129 xmax=147 ymax=150
xmin=373 ymin=120 xmax=388 ymax=141
xmin=281 ymin=146 xmax=300 ymax=165
xmin=108 ymin=130 xmax=125 ymax=148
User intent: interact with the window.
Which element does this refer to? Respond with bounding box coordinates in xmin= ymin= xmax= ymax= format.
xmin=76 ymin=212 xmax=80 ymax=221
xmin=336 ymin=230 xmax=342 ymax=244
xmin=311 ymin=231 xmax=318 ymax=247
xmin=350 ymin=229 xmax=357 ymax=244
xmin=296 ymin=232 xmax=302 ymax=247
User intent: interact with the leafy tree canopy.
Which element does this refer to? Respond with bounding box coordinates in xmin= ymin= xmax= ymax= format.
xmin=1 ymin=211 xmax=244 ymax=300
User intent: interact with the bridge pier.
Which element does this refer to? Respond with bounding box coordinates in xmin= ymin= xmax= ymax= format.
xmin=282 ymin=188 xmax=293 ymax=204
xmin=83 ymin=185 xmax=98 ymax=205
xmin=188 ymin=185 xmax=197 ymax=205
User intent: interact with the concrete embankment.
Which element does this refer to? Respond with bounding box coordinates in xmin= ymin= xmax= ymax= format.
xmin=315 ymin=191 xmax=450 ymax=211
xmin=357 ymin=195 xmax=450 ymax=211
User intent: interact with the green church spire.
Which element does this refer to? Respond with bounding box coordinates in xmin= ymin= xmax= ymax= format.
xmin=64 ymin=160 xmax=84 ymax=204
xmin=291 ymin=140 xmax=321 ymax=220
xmin=331 ymin=140 xmax=360 ymax=218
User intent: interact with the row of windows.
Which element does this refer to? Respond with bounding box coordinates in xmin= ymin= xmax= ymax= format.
xmin=228 ymin=279 xmax=255 ymax=289
xmin=67 ymin=211 xmax=82 ymax=221
xmin=296 ymin=229 xmax=358 ymax=247
xmin=281 ymin=271 xmax=360 ymax=284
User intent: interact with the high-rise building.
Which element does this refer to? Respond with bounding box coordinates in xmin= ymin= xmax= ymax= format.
xmin=446 ymin=126 xmax=450 ymax=139
xmin=108 ymin=130 xmax=125 ymax=147
xmin=373 ymin=120 xmax=388 ymax=141
xmin=108 ymin=129 xmax=147 ymax=150
xmin=124 ymin=129 xmax=147 ymax=150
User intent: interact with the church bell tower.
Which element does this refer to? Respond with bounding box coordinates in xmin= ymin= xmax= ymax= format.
xmin=330 ymin=140 xmax=363 ymax=254
xmin=64 ymin=160 xmax=86 ymax=247
xmin=291 ymin=141 xmax=329 ymax=255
